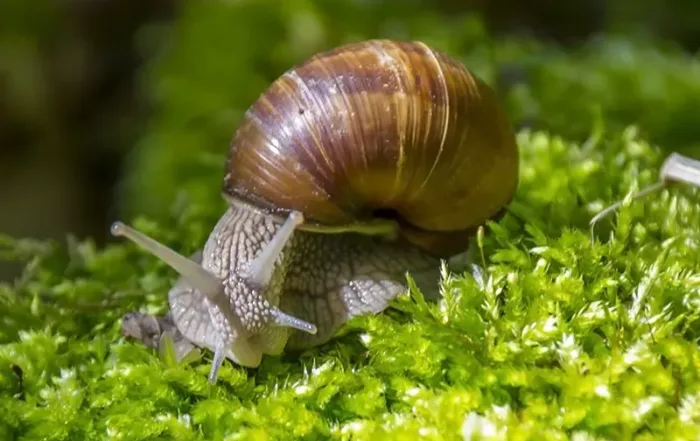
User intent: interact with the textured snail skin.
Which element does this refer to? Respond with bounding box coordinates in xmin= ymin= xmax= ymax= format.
xmin=182 ymin=204 xmax=441 ymax=356
xmin=223 ymin=39 xmax=518 ymax=257
xmin=123 ymin=204 xmax=442 ymax=367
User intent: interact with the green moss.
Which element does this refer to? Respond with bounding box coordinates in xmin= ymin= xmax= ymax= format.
xmin=4 ymin=124 xmax=700 ymax=440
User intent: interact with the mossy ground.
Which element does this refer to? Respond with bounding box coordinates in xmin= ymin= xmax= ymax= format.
xmin=4 ymin=3 xmax=700 ymax=441
xmin=3 ymin=127 xmax=700 ymax=441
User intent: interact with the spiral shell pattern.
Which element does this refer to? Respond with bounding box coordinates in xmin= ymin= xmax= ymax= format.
xmin=223 ymin=39 xmax=518 ymax=256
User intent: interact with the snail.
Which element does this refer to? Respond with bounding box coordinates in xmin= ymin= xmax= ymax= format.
xmin=112 ymin=39 xmax=519 ymax=383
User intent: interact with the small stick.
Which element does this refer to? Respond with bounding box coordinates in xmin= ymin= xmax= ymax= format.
xmin=590 ymin=153 xmax=700 ymax=244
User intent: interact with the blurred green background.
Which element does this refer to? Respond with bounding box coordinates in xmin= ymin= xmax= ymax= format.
xmin=3 ymin=0 xmax=700 ymax=281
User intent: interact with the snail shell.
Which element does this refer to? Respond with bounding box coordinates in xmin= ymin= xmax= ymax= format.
xmin=223 ymin=39 xmax=518 ymax=256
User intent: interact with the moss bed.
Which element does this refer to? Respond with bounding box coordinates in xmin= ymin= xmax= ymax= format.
xmin=4 ymin=3 xmax=700 ymax=440
xmin=5 ymin=124 xmax=700 ymax=441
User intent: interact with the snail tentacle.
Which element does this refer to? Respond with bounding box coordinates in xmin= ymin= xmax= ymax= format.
xmin=111 ymin=222 xmax=226 ymax=306
xmin=209 ymin=340 xmax=227 ymax=383
xmin=270 ymin=307 xmax=317 ymax=334
xmin=244 ymin=210 xmax=305 ymax=287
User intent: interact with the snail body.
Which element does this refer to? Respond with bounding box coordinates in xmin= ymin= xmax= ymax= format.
xmin=113 ymin=39 xmax=518 ymax=383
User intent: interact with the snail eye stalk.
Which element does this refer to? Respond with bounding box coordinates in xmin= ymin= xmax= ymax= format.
xmin=111 ymin=221 xmax=225 ymax=302
xmin=243 ymin=211 xmax=304 ymax=288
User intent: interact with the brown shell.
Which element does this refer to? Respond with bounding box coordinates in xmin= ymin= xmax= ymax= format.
xmin=223 ymin=39 xmax=518 ymax=257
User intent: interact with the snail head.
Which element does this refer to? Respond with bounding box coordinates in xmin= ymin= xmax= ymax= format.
xmin=111 ymin=209 xmax=317 ymax=383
